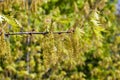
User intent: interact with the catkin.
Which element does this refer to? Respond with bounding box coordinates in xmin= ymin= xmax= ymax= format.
xmin=0 ymin=29 xmax=11 ymax=58
xmin=0 ymin=31 xmax=6 ymax=56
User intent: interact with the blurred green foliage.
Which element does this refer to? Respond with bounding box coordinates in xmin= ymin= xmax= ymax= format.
xmin=0 ymin=0 xmax=120 ymax=80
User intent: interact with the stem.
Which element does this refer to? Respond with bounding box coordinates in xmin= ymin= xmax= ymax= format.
xmin=26 ymin=36 xmax=30 ymax=78
xmin=4 ymin=31 xmax=71 ymax=36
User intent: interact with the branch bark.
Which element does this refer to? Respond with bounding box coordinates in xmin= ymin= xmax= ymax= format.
xmin=3 ymin=31 xmax=71 ymax=36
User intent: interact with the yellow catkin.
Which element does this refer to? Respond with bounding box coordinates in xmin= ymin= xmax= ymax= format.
xmin=41 ymin=33 xmax=58 ymax=69
xmin=0 ymin=28 xmax=11 ymax=59
xmin=0 ymin=2 xmax=4 ymax=11
xmin=3 ymin=0 xmax=11 ymax=10
xmin=21 ymin=0 xmax=26 ymax=10
xmin=30 ymin=0 xmax=39 ymax=13
xmin=31 ymin=0 xmax=35 ymax=12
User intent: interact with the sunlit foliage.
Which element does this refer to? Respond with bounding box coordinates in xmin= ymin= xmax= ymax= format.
xmin=0 ymin=0 xmax=120 ymax=79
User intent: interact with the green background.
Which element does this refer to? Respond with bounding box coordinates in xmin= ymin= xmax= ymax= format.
xmin=0 ymin=0 xmax=120 ymax=80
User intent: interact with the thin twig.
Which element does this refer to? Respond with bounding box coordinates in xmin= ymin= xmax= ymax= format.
xmin=4 ymin=31 xmax=71 ymax=36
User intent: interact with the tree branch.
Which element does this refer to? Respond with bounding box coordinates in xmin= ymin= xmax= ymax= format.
xmin=3 ymin=31 xmax=72 ymax=36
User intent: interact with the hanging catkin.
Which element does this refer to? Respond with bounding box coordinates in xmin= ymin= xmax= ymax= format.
xmin=0 ymin=28 xmax=11 ymax=58
xmin=30 ymin=0 xmax=38 ymax=13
